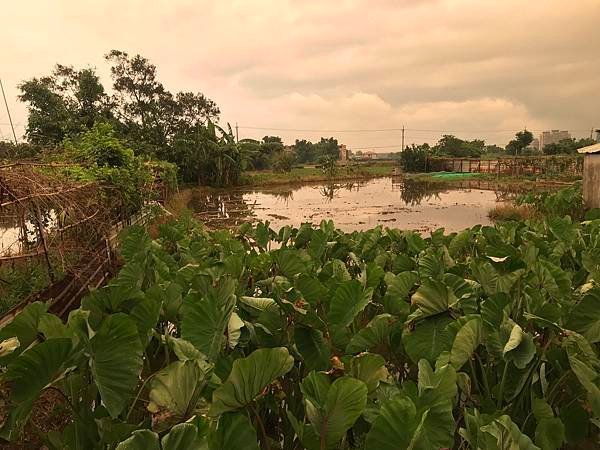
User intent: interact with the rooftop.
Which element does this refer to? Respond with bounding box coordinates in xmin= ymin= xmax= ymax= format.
xmin=577 ymin=142 xmax=600 ymax=154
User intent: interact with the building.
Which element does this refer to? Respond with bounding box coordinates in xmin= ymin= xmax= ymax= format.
xmin=578 ymin=142 xmax=600 ymax=208
xmin=529 ymin=138 xmax=540 ymax=151
xmin=539 ymin=130 xmax=571 ymax=150
xmin=338 ymin=144 xmax=348 ymax=162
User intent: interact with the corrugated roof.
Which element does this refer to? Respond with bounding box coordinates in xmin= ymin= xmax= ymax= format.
xmin=578 ymin=142 xmax=600 ymax=154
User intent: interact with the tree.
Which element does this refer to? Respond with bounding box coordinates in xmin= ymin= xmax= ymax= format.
xmin=105 ymin=50 xmax=219 ymax=155
xmin=433 ymin=135 xmax=484 ymax=157
xmin=542 ymin=137 xmax=596 ymax=155
xmin=294 ymin=139 xmax=315 ymax=163
xmin=400 ymin=144 xmax=430 ymax=172
xmin=505 ymin=130 xmax=533 ymax=156
xmin=19 ymin=65 xmax=109 ymax=144
xmin=316 ymin=137 xmax=339 ymax=160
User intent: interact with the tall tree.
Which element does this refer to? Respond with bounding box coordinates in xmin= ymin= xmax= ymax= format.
xmin=19 ymin=65 xmax=109 ymax=144
xmin=505 ymin=130 xmax=533 ymax=155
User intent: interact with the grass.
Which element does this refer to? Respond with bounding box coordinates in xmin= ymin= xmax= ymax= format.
xmin=239 ymin=163 xmax=395 ymax=186
xmin=0 ymin=262 xmax=53 ymax=314
xmin=488 ymin=203 xmax=538 ymax=222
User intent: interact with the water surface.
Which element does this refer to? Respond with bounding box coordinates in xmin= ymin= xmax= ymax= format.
xmin=179 ymin=177 xmax=552 ymax=234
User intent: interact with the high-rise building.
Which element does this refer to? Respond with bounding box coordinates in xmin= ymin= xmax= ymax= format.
xmin=539 ymin=130 xmax=571 ymax=149
xmin=338 ymin=144 xmax=348 ymax=161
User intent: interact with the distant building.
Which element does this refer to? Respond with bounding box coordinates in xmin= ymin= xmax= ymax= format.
xmin=363 ymin=151 xmax=376 ymax=159
xmin=529 ymin=138 xmax=540 ymax=151
xmin=338 ymin=144 xmax=348 ymax=162
xmin=539 ymin=130 xmax=571 ymax=150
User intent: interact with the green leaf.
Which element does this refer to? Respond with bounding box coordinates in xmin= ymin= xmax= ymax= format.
xmin=209 ymin=412 xmax=259 ymax=450
xmin=503 ymin=324 xmax=536 ymax=369
xmin=210 ymin=347 xmax=294 ymax=415
xmin=449 ymin=316 xmax=483 ymax=369
xmin=328 ymin=279 xmax=374 ymax=327
xmin=403 ymin=315 xmax=453 ymax=365
xmin=116 ymin=430 xmax=159 ymax=450
xmin=296 ymin=275 xmax=327 ymax=306
xmin=410 ymin=278 xmax=458 ymax=318
xmin=480 ymin=415 xmax=540 ymax=450
xmin=383 ymin=271 xmax=418 ymax=315
xmin=181 ymin=282 xmax=236 ymax=361
xmin=346 ymin=353 xmax=389 ymax=393
xmin=364 ymin=395 xmax=418 ymax=450
xmin=303 ymin=376 xmax=368 ymax=449
xmin=567 ymin=288 xmax=600 ymax=343
xmin=346 ymin=314 xmax=394 ymax=354
xmin=148 ymin=360 xmax=211 ymax=420
xmin=295 ymin=326 xmax=330 ymax=371
xmin=227 ymin=312 xmax=245 ymax=349
xmin=449 ymin=229 xmax=472 ymax=258
xmin=90 ymin=314 xmax=144 ymax=418
xmin=1 ymin=338 xmax=72 ymax=440
xmin=162 ymin=423 xmax=205 ymax=450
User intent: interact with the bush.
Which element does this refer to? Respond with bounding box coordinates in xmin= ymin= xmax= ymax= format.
xmin=271 ymin=151 xmax=295 ymax=173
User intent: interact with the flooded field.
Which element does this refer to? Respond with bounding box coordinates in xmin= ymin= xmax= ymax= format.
xmin=178 ymin=177 xmax=556 ymax=234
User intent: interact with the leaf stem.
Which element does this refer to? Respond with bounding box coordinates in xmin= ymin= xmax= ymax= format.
xmin=249 ymin=401 xmax=271 ymax=450
xmin=497 ymin=362 xmax=510 ymax=408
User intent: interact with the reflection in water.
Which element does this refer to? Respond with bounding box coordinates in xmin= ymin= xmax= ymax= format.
xmin=177 ymin=177 xmax=555 ymax=234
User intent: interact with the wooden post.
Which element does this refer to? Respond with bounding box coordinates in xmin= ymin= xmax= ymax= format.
xmin=33 ymin=202 xmax=55 ymax=283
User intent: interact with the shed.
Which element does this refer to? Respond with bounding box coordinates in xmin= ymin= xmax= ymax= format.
xmin=578 ymin=142 xmax=600 ymax=208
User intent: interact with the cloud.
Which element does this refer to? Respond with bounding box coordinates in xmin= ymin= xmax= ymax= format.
xmin=1 ymin=0 xmax=598 ymax=148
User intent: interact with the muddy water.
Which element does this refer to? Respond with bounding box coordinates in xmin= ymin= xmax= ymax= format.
xmin=180 ymin=177 xmax=550 ymax=234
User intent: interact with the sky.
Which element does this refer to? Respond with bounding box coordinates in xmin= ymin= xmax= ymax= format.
xmin=1 ymin=0 xmax=599 ymax=151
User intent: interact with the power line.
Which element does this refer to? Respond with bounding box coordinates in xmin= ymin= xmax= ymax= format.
xmin=238 ymin=125 xmax=593 ymax=134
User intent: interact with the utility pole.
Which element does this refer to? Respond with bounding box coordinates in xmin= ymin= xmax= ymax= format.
xmin=0 ymin=78 xmax=18 ymax=144
xmin=235 ymin=122 xmax=239 ymax=143
xmin=401 ymin=125 xmax=405 ymax=151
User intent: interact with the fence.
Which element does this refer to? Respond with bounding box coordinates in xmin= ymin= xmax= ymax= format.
xmin=0 ymin=207 xmax=156 ymax=327
xmin=426 ymin=155 xmax=583 ymax=177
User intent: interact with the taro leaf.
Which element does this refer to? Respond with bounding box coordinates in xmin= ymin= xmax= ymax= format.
xmin=308 ymin=229 xmax=328 ymax=261
xmin=210 ymin=347 xmax=294 ymax=416
xmin=364 ymin=262 xmax=385 ymax=290
xmin=227 ymin=312 xmax=245 ymax=349
xmin=286 ymin=410 xmax=320 ymax=450
xmin=449 ymin=315 xmax=483 ymax=369
xmin=532 ymin=397 xmax=565 ymax=450
xmin=115 ymin=429 xmax=160 ymax=450
xmin=0 ymin=338 xmax=72 ymax=440
xmin=239 ymin=296 xmax=277 ymax=313
xmin=481 ymin=293 xmax=510 ymax=331
xmin=303 ymin=375 xmax=368 ymax=449
xmin=346 ymin=314 xmax=394 ymax=354
xmin=295 ymin=326 xmax=330 ymax=371
xmin=364 ymin=395 xmax=419 ymax=450
xmin=503 ymin=324 xmax=536 ymax=369
xmin=480 ymin=415 xmax=540 ymax=450
xmin=410 ymin=278 xmax=458 ymax=319
xmin=564 ymin=332 xmax=600 ymax=417
xmin=346 ymin=353 xmax=389 ymax=393
xmin=295 ymin=275 xmax=327 ymax=306
xmin=6 ymin=338 xmax=72 ymax=403
xmin=181 ymin=282 xmax=236 ymax=361
xmin=470 ymin=260 xmax=524 ymax=296
xmin=582 ymin=249 xmax=600 ymax=282
xmin=567 ymin=288 xmax=600 ymax=343
xmin=161 ymin=423 xmax=205 ymax=450
xmin=209 ymin=412 xmax=260 ymax=450
xmin=90 ymin=314 xmax=143 ymax=418
xmin=0 ymin=302 xmax=47 ymax=364
xmin=383 ymin=271 xmax=418 ymax=315
xmin=273 ymin=249 xmax=306 ymax=278
xmin=449 ymin=229 xmax=472 ymax=258
xmin=167 ymin=337 xmax=206 ymax=361
xmin=403 ymin=315 xmax=453 ymax=365
xmin=328 ymin=280 xmax=374 ymax=328
xmin=148 ymin=360 xmax=211 ymax=421
xmin=418 ymin=251 xmax=445 ymax=280
xmin=366 ymin=360 xmax=456 ymax=450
